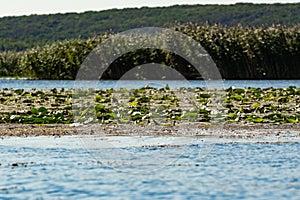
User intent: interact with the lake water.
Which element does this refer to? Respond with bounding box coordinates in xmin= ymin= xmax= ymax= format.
xmin=1 ymin=136 xmax=299 ymax=199
xmin=1 ymin=79 xmax=300 ymax=199
xmin=1 ymin=79 xmax=300 ymax=89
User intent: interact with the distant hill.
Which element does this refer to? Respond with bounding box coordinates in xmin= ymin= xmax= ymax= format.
xmin=0 ymin=3 xmax=299 ymax=51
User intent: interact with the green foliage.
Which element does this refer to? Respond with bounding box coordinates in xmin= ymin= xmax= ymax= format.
xmin=1 ymin=87 xmax=300 ymax=124
xmin=176 ymin=24 xmax=300 ymax=79
xmin=225 ymin=87 xmax=300 ymax=123
xmin=18 ymin=36 xmax=109 ymax=79
xmin=0 ymin=51 xmax=23 ymax=77
xmin=0 ymin=3 xmax=299 ymax=51
xmin=0 ymin=23 xmax=299 ymax=80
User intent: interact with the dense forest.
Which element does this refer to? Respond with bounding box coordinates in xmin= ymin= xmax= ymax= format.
xmin=0 ymin=3 xmax=299 ymax=51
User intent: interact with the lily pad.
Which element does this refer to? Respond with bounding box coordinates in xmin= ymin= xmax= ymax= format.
xmin=285 ymin=117 xmax=298 ymax=123
xmin=247 ymin=116 xmax=264 ymax=123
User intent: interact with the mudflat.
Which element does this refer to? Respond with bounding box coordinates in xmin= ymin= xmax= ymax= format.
xmin=1 ymin=123 xmax=299 ymax=142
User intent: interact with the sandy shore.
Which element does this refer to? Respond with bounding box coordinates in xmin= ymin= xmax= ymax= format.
xmin=1 ymin=123 xmax=299 ymax=141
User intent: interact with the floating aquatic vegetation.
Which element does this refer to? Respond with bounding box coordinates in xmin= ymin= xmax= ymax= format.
xmin=225 ymin=86 xmax=300 ymax=123
xmin=1 ymin=87 xmax=300 ymax=125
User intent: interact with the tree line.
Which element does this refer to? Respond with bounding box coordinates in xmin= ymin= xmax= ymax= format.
xmin=0 ymin=3 xmax=299 ymax=51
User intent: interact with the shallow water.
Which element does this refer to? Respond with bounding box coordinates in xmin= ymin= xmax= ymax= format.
xmin=1 ymin=136 xmax=299 ymax=199
xmin=1 ymin=79 xmax=300 ymax=89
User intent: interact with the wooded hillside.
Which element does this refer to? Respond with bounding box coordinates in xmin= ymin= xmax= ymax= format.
xmin=0 ymin=3 xmax=299 ymax=51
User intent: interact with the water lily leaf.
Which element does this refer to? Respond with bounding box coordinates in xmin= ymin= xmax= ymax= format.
xmin=14 ymin=89 xmax=24 ymax=95
xmin=129 ymin=101 xmax=138 ymax=107
xmin=96 ymin=113 xmax=114 ymax=120
xmin=33 ymin=118 xmax=45 ymax=124
xmin=23 ymin=99 xmax=33 ymax=103
xmin=128 ymin=97 xmax=135 ymax=102
xmin=278 ymin=97 xmax=288 ymax=103
xmin=265 ymin=113 xmax=283 ymax=120
xmin=228 ymin=113 xmax=237 ymax=119
xmin=132 ymin=114 xmax=143 ymax=121
xmin=286 ymin=86 xmax=296 ymax=95
xmin=95 ymin=104 xmax=107 ymax=113
xmin=233 ymin=94 xmax=243 ymax=101
xmin=199 ymin=109 xmax=209 ymax=114
xmin=95 ymin=95 xmax=102 ymax=102
xmin=234 ymin=88 xmax=245 ymax=94
xmin=252 ymin=103 xmax=260 ymax=109
xmin=251 ymin=118 xmax=263 ymax=123
xmin=285 ymin=117 xmax=298 ymax=123
xmin=248 ymin=116 xmax=263 ymax=123
xmin=139 ymin=96 xmax=150 ymax=103
xmin=55 ymin=113 xmax=64 ymax=119
xmin=38 ymin=107 xmax=48 ymax=113
xmin=199 ymin=94 xmax=210 ymax=98
xmin=30 ymin=108 xmax=39 ymax=115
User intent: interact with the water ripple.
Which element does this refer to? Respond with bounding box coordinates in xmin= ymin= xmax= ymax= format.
xmin=1 ymin=139 xmax=300 ymax=199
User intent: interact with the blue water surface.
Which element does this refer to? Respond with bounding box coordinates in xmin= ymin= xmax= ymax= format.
xmin=1 ymin=79 xmax=300 ymax=89
xmin=1 ymin=137 xmax=299 ymax=199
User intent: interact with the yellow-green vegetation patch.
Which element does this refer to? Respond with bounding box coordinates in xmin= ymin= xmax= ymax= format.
xmin=0 ymin=88 xmax=72 ymax=124
xmin=225 ymin=86 xmax=300 ymax=124
xmin=1 ymin=86 xmax=300 ymax=125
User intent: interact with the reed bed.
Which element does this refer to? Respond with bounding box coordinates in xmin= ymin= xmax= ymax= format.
xmin=0 ymin=24 xmax=299 ymax=80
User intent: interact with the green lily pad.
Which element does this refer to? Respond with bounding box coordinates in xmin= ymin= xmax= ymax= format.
xmin=30 ymin=108 xmax=39 ymax=115
xmin=265 ymin=113 xmax=283 ymax=120
xmin=233 ymin=94 xmax=243 ymax=101
xmin=285 ymin=117 xmax=298 ymax=123
xmin=199 ymin=94 xmax=210 ymax=98
xmin=38 ymin=107 xmax=48 ymax=113
xmin=23 ymin=99 xmax=33 ymax=103
xmin=95 ymin=104 xmax=107 ymax=113
xmin=199 ymin=109 xmax=209 ymax=114
xmin=234 ymin=88 xmax=245 ymax=94
xmin=247 ymin=116 xmax=264 ymax=123
xmin=139 ymin=96 xmax=150 ymax=103
xmin=95 ymin=95 xmax=102 ymax=102
xmin=252 ymin=103 xmax=260 ymax=109
xmin=131 ymin=114 xmax=143 ymax=121
xmin=14 ymin=89 xmax=24 ymax=95
xmin=227 ymin=113 xmax=237 ymax=119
